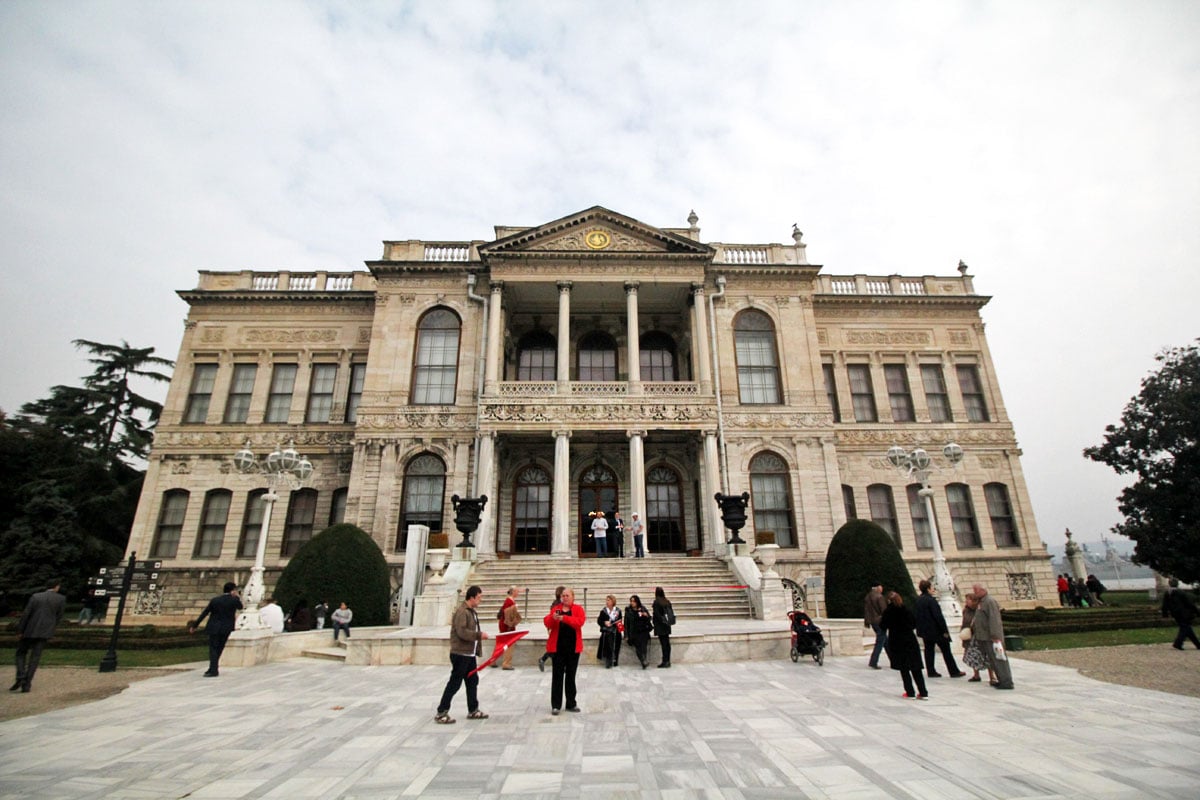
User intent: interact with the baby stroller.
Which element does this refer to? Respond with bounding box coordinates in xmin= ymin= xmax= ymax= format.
xmin=788 ymin=610 xmax=825 ymax=666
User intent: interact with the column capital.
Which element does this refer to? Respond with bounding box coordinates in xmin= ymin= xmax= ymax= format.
xmin=556 ymin=280 xmax=573 ymax=293
xmin=490 ymin=281 xmax=504 ymax=294
xmin=553 ymin=429 xmax=572 ymax=439
xmin=624 ymin=281 xmax=640 ymax=294
xmin=691 ymin=282 xmax=706 ymax=296
xmin=625 ymin=429 xmax=648 ymax=439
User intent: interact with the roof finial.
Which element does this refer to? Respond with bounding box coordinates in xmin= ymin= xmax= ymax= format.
xmin=957 ymin=259 xmax=969 ymax=275
xmin=792 ymin=224 xmax=803 ymax=244
xmin=687 ymin=209 xmax=699 ymax=231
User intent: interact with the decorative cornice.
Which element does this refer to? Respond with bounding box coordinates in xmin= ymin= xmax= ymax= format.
xmin=178 ymin=290 xmax=376 ymax=306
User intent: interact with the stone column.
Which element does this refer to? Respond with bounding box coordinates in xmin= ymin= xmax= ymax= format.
xmin=702 ymin=430 xmax=722 ymax=554
xmin=372 ymin=442 xmax=400 ymax=550
xmin=552 ymin=430 xmax=571 ymax=555
xmin=627 ymin=429 xmax=648 ymax=555
xmin=557 ymin=281 xmax=572 ymax=393
xmin=474 ymin=433 xmax=496 ymax=556
xmin=691 ymin=283 xmax=712 ymax=394
xmin=484 ymin=282 xmax=504 ymax=393
xmin=625 ymin=281 xmax=641 ymax=395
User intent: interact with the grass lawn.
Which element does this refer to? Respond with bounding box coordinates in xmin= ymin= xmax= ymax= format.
xmin=1020 ymin=627 xmax=1176 ymax=650
xmin=0 ymin=646 xmax=208 ymax=668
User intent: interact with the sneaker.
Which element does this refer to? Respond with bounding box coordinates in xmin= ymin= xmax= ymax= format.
xmin=901 ymin=693 xmax=914 ymax=698
xmin=551 ymin=708 xmax=560 ymax=716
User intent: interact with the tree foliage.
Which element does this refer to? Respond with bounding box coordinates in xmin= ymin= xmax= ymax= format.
xmin=0 ymin=339 xmax=171 ymax=599
xmin=823 ymin=519 xmax=917 ymax=617
xmin=1084 ymin=341 xmax=1200 ymax=583
xmin=274 ymin=524 xmax=393 ymax=627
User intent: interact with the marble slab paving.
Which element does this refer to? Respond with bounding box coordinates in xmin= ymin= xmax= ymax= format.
xmin=0 ymin=654 xmax=1198 ymax=799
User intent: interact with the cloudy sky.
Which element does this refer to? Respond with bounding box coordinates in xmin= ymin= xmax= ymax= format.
xmin=2 ymin=1 xmax=1197 ymax=546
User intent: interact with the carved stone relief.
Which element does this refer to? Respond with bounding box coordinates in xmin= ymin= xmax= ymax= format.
xmin=844 ymin=330 xmax=931 ymax=346
xmin=244 ymin=329 xmax=339 ymax=344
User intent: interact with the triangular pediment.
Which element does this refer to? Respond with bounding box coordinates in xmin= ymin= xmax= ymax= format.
xmin=479 ymin=206 xmax=713 ymax=258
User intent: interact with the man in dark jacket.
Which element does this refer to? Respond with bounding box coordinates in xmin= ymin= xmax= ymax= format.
xmin=11 ymin=581 xmax=66 ymax=693
xmin=914 ymin=580 xmax=965 ymax=678
xmin=1161 ymin=579 xmax=1200 ymax=650
xmin=863 ymin=583 xmax=888 ymax=669
xmin=189 ymin=581 xmax=243 ymax=677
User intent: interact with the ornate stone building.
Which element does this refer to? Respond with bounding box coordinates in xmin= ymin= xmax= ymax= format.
xmin=125 ymin=206 xmax=1054 ymax=616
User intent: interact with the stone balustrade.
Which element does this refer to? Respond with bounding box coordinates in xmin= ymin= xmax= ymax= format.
xmin=197 ymin=271 xmax=374 ymax=292
xmin=816 ymin=274 xmax=975 ymax=296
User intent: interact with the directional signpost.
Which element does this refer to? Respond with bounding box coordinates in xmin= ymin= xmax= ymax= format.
xmin=96 ymin=553 xmax=163 ymax=673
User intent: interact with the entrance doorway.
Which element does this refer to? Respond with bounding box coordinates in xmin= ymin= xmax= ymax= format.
xmin=578 ymin=463 xmax=617 ymax=557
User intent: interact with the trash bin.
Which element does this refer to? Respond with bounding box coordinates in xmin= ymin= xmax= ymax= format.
xmin=1004 ymin=634 xmax=1024 ymax=652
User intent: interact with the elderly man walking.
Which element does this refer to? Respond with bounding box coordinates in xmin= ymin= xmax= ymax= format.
xmin=11 ymin=580 xmax=66 ymax=693
xmin=972 ymin=583 xmax=1014 ymax=690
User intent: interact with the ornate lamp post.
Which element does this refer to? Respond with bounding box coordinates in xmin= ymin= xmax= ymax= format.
xmin=715 ymin=491 xmax=751 ymax=545
xmin=232 ymin=440 xmax=313 ymax=630
xmin=450 ymin=494 xmax=488 ymax=549
xmin=886 ymin=442 xmax=964 ymax=621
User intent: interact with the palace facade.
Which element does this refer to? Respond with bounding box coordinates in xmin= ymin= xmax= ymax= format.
xmin=125 ymin=206 xmax=1054 ymax=616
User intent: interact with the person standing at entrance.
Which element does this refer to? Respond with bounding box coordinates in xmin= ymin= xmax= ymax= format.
xmin=434 ymin=585 xmax=489 ymax=724
xmin=612 ymin=512 xmax=626 ymax=558
xmin=189 ymin=581 xmax=243 ymax=678
xmin=545 ymin=587 xmax=585 ymax=714
xmin=629 ymin=511 xmax=645 ymax=558
xmin=12 ymin=581 xmax=65 ymax=693
xmin=590 ymin=509 xmax=608 ymax=557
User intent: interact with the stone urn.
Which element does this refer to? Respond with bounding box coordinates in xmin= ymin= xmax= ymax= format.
xmin=756 ymin=543 xmax=780 ymax=578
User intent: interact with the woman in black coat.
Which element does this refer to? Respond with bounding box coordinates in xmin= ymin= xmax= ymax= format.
xmin=879 ymin=591 xmax=927 ymax=699
xmin=596 ymin=595 xmax=623 ymax=667
xmin=624 ymin=594 xmax=653 ymax=669
xmin=652 ymin=586 xmax=675 ymax=668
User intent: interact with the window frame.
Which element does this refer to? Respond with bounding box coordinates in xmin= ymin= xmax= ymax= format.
xmin=281 ymin=488 xmax=318 ymax=557
xmin=151 ymin=490 xmax=189 ymax=559
xmin=640 ymin=331 xmax=678 ymax=382
xmin=193 ymin=489 xmax=231 ymax=558
xmin=906 ymin=483 xmax=937 ymax=550
xmin=984 ymin=482 xmax=1020 ymax=547
xmin=410 ymin=308 xmax=462 ymax=405
xmin=867 ymin=483 xmax=901 ymax=549
xmin=946 ymin=483 xmax=982 ymax=549
xmin=956 ymin=364 xmax=990 ymax=422
xmin=512 ymin=465 xmax=552 ymax=554
xmin=237 ymin=489 xmax=267 ymax=559
xmin=223 ymin=363 xmax=258 ymax=424
xmin=345 ymin=363 xmax=366 ymax=423
xmin=305 ymin=363 xmax=339 ymax=423
xmin=733 ymin=310 xmax=782 ymax=404
xmin=577 ymin=330 xmax=618 ymax=382
xmin=920 ymin=364 xmax=953 ymax=423
xmin=847 ymin=364 xmax=878 ymax=422
xmin=883 ymin=364 xmax=915 ymax=423
xmin=516 ymin=330 xmax=557 ymax=382
xmin=822 ymin=363 xmax=842 ymax=422
xmin=749 ymin=452 xmax=796 ymax=547
xmin=396 ymin=453 xmax=446 ymax=551
xmin=265 ymin=363 xmax=298 ymax=423
xmin=183 ymin=364 xmax=219 ymax=424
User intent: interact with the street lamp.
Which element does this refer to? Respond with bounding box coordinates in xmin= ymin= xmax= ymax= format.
xmin=232 ymin=440 xmax=313 ymax=630
xmin=886 ymin=442 xmax=964 ymax=622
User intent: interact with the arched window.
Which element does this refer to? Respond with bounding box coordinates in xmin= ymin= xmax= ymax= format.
xmin=867 ymin=484 xmax=900 ymax=549
xmin=578 ymin=331 xmax=617 ymax=382
xmin=907 ymin=483 xmax=939 ymax=550
xmin=513 ymin=465 xmax=552 ymax=554
xmin=984 ymin=483 xmax=1020 ymax=547
xmin=194 ymin=489 xmax=231 ymax=558
xmin=734 ymin=310 xmax=781 ymax=404
xmin=282 ymin=488 xmax=318 ymax=556
xmin=238 ymin=490 xmax=267 ymax=558
xmin=397 ymin=454 xmax=446 ymax=551
xmin=750 ymin=452 xmax=795 ymax=547
xmin=946 ymin=483 xmax=981 ymax=548
xmin=329 ymin=487 xmax=349 ymax=526
xmin=411 ymin=307 xmax=461 ymax=404
xmin=517 ymin=329 xmax=556 ymax=381
xmin=151 ymin=490 xmax=189 ymax=558
xmin=640 ymin=331 xmax=677 ymax=381
xmin=646 ymin=465 xmax=685 ymax=552
xmin=842 ymin=485 xmax=858 ymax=520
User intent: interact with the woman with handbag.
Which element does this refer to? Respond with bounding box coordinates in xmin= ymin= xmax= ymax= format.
xmin=624 ymin=594 xmax=652 ymax=669
xmin=596 ymin=595 xmax=623 ymax=667
xmin=960 ymin=592 xmax=994 ymax=684
xmin=652 ymin=586 xmax=675 ymax=668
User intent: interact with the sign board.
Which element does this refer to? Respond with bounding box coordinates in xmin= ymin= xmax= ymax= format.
xmin=134 ymin=560 xmax=163 ymax=570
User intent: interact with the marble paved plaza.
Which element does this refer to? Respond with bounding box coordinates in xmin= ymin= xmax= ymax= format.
xmin=0 ymin=653 xmax=1197 ymax=799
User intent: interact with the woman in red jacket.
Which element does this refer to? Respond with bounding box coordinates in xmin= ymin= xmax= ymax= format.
xmin=544 ymin=587 xmax=586 ymax=715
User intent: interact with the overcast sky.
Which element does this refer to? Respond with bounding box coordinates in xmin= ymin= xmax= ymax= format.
xmin=2 ymin=1 xmax=1197 ymax=546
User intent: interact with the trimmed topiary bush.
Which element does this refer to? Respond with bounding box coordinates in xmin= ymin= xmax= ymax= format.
xmin=274 ymin=524 xmax=392 ymax=627
xmin=824 ymin=519 xmax=917 ymax=618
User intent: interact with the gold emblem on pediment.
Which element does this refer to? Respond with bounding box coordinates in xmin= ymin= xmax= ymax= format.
xmin=585 ymin=229 xmax=611 ymax=250
xmin=526 ymin=225 xmax=662 ymax=253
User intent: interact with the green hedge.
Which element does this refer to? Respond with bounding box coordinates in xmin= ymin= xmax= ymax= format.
xmin=0 ymin=623 xmax=195 ymax=650
xmin=1002 ymin=606 xmax=1172 ymax=636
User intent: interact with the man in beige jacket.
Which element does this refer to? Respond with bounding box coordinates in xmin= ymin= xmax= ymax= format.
xmin=434 ymin=585 xmax=490 ymax=724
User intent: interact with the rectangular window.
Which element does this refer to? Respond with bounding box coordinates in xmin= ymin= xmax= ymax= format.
xmin=345 ymin=363 xmax=366 ymax=423
xmin=265 ymin=364 xmax=298 ymax=423
xmin=985 ymin=483 xmax=1020 ymax=547
xmin=847 ymin=365 xmax=877 ymax=422
xmin=907 ymin=484 xmax=935 ymax=549
xmin=183 ymin=364 xmax=218 ymax=424
xmin=947 ymin=484 xmax=981 ymax=548
xmin=282 ymin=490 xmax=317 ymax=556
xmin=306 ymin=364 xmax=338 ymax=423
xmin=956 ymin=365 xmax=990 ymax=422
xmin=822 ymin=364 xmax=841 ymax=422
xmin=868 ymin=485 xmax=901 ymax=548
xmin=842 ymin=485 xmax=858 ymax=521
xmin=151 ymin=492 xmax=188 ymax=558
xmin=223 ymin=364 xmax=257 ymax=423
xmin=194 ymin=491 xmax=231 ymax=558
xmin=921 ymin=365 xmax=952 ymax=423
xmin=884 ymin=364 xmax=915 ymax=423
xmin=329 ymin=488 xmax=348 ymax=526
xmin=238 ymin=491 xmax=266 ymax=558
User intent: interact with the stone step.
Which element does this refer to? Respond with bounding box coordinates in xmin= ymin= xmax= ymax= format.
xmin=300 ymin=647 xmax=347 ymax=662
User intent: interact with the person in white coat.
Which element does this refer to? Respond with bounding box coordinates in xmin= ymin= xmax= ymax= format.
xmin=260 ymin=597 xmax=285 ymax=634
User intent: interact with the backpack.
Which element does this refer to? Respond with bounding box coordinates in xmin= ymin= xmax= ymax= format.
xmin=660 ymin=603 xmax=676 ymax=627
